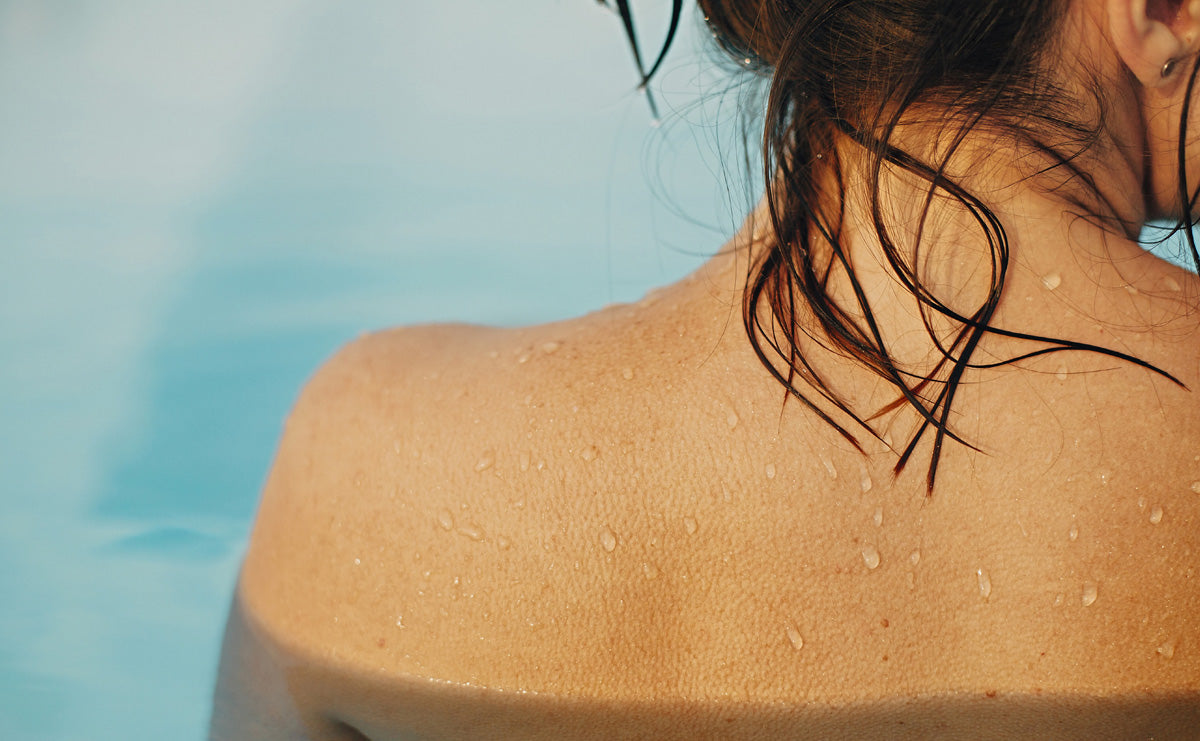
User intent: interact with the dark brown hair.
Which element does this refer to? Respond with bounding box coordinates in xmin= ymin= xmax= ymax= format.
xmin=606 ymin=0 xmax=1195 ymax=490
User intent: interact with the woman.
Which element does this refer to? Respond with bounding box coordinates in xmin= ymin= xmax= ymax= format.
xmin=211 ymin=1 xmax=1200 ymax=738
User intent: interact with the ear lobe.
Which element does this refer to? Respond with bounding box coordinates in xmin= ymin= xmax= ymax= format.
xmin=1108 ymin=0 xmax=1200 ymax=86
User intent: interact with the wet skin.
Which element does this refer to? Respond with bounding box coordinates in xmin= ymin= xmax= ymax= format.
xmin=212 ymin=3 xmax=1200 ymax=731
xmin=211 ymin=228 xmax=1200 ymax=738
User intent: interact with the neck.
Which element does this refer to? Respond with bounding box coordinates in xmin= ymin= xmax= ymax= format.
xmin=706 ymin=125 xmax=1178 ymax=390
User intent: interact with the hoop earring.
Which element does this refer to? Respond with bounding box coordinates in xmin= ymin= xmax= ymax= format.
xmin=1162 ymin=58 xmax=1178 ymax=78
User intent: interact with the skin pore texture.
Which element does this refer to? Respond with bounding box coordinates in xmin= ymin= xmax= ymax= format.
xmin=212 ymin=1 xmax=1200 ymax=739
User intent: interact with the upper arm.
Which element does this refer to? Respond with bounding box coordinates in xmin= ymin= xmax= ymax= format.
xmin=212 ymin=327 xmax=494 ymax=737
xmin=211 ymin=334 xmax=400 ymax=739
xmin=208 ymin=592 xmax=313 ymax=741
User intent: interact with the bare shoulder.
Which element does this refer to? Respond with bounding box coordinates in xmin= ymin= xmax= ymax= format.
xmin=237 ymin=319 xmax=597 ymax=618
xmin=223 ymin=303 xmax=749 ymax=734
xmin=219 ymin=280 xmax=1200 ymax=738
xmin=234 ymin=302 xmax=733 ymax=676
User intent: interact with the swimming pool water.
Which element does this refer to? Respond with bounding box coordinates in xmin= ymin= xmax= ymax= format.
xmin=0 ymin=3 xmax=741 ymax=739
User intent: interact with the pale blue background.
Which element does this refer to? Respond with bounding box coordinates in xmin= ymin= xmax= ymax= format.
xmin=0 ymin=2 xmax=750 ymax=739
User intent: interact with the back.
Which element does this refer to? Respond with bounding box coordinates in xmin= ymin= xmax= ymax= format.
xmin=214 ymin=251 xmax=1200 ymax=739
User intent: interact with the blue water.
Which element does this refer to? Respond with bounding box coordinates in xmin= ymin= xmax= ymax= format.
xmin=0 ymin=3 xmax=740 ymax=739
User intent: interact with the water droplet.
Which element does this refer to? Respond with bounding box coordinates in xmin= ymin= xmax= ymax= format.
xmin=1081 ymin=582 xmax=1098 ymax=607
xmin=1138 ymin=496 xmax=1147 ymax=510
xmin=396 ymin=616 xmax=404 ymax=627
xmin=873 ymin=507 xmax=883 ymax=527
xmin=474 ymin=449 xmax=495 ymax=472
xmin=600 ymin=527 xmax=618 ymax=552
xmin=517 ymin=352 xmax=531 ymax=364
xmin=820 ymin=454 xmax=838 ymax=479
xmin=765 ymin=462 xmax=777 ymax=479
xmin=1156 ymin=639 xmax=1177 ymax=659
xmin=785 ymin=623 xmax=805 ymax=650
xmin=1125 ymin=284 xmax=1140 ymax=295
xmin=458 ymin=523 xmax=484 ymax=541
xmin=909 ymin=549 xmax=921 ymax=566
xmin=1068 ymin=523 xmax=1078 ymax=541
xmin=580 ymin=445 xmax=599 ymax=462
xmin=1149 ymin=505 xmax=1163 ymax=525
xmin=541 ymin=341 xmax=561 ymax=354
xmin=1098 ymin=469 xmax=1112 ymax=485
xmin=621 ymin=367 xmax=634 ymax=380
xmin=862 ymin=544 xmax=881 ymax=570
xmin=1053 ymin=593 xmax=1064 ymax=607
xmin=642 ymin=562 xmax=659 ymax=579
xmin=1055 ymin=365 xmax=1068 ymax=381
xmin=519 ymin=451 xmax=530 ymax=472
xmin=1191 ymin=480 xmax=1200 ymax=494
xmin=859 ymin=464 xmax=873 ymax=492
xmin=496 ymin=535 xmax=511 ymax=550
xmin=437 ymin=509 xmax=454 ymax=531
xmin=354 ymin=557 xmax=361 ymax=566
xmin=681 ymin=516 xmax=699 ymax=535
xmin=977 ymin=568 xmax=992 ymax=599
xmin=1042 ymin=272 xmax=1062 ymax=290
xmin=726 ymin=410 xmax=739 ymax=428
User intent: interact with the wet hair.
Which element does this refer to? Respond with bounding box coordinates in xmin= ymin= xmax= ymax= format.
xmin=603 ymin=0 xmax=1195 ymax=491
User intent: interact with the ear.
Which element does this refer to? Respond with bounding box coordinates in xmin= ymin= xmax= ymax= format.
xmin=1107 ymin=0 xmax=1200 ymax=86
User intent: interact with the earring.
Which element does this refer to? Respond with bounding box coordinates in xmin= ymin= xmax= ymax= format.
xmin=1162 ymin=58 xmax=1178 ymax=78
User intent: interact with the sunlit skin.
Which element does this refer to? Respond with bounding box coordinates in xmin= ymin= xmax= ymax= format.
xmin=212 ymin=1 xmax=1200 ymax=738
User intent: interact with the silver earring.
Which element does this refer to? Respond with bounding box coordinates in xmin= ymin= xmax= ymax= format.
xmin=1162 ymin=58 xmax=1178 ymax=78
